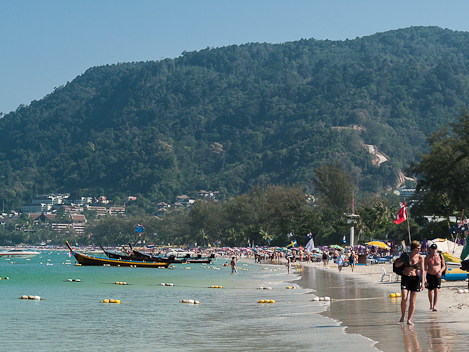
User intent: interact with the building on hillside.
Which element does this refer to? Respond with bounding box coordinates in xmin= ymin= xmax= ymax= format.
xmin=108 ymin=207 xmax=125 ymax=216
xmin=196 ymin=190 xmax=221 ymax=200
xmin=31 ymin=193 xmax=70 ymax=205
xmin=21 ymin=203 xmax=52 ymax=213
xmin=58 ymin=205 xmax=72 ymax=213
xmin=9 ymin=210 xmax=19 ymax=219
xmin=29 ymin=213 xmax=57 ymax=224
xmin=21 ymin=193 xmax=71 ymax=213
xmin=424 ymin=216 xmax=457 ymax=223
xmin=171 ymin=202 xmax=183 ymax=209
xmin=156 ymin=208 xmax=169 ymax=217
xmin=157 ymin=202 xmax=170 ymax=209
xmin=86 ymin=206 xmax=108 ymax=217
xmin=70 ymin=197 xmax=93 ymax=206
xmin=71 ymin=214 xmax=86 ymax=223
xmin=175 ymin=195 xmax=195 ymax=206
xmin=197 ymin=190 xmax=210 ymax=198
xmin=96 ymin=196 xmax=110 ymax=204
xmin=28 ymin=213 xmax=87 ymax=234
xmin=70 ymin=214 xmax=87 ymax=233
xmin=397 ymin=188 xmax=415 ymax=200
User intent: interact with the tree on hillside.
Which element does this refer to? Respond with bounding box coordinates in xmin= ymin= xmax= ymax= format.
xmin=409 ymin=109 xmax=469 ymax=220
xmin=312 ymin=161 xmax=355 ymax=219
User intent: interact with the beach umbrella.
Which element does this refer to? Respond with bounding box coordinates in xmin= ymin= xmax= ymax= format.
xmin=366 ymin=241 xmax=390 ymax=250
xmin=329 ymin=245 xmax=344 ymax=250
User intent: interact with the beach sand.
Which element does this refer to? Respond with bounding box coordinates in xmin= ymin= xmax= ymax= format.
xmin=285 ymin=260 xmax=469 ymax=351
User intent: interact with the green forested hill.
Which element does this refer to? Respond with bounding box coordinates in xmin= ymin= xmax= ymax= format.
xmin=1 ymin=26 xmax=469 ymax=210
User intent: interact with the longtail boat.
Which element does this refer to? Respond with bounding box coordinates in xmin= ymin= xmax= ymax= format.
xmin=170 ymin=254 xmax=212 ymax=264
xmin=66 ymin=241 xmax=170 ymax=268
xmin=99 ymin=245 xmax=169 ymax=263
xmin=124 ymin=243 xmax=213 ymax=264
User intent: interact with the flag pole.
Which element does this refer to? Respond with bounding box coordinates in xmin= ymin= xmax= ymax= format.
xmin=405 ymin=198 xmax=411 ymax=246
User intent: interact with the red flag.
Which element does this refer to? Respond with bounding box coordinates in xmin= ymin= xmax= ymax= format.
xmin=394 ymin=201 xmax=407 ymax=224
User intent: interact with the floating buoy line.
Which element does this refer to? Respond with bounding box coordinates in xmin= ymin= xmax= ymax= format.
xmin=101 ymin=299 xmax=121 ymax=304
xmin=20 ymin=295 xmax=42 ymax=300
xmin=311 ymin=296 xmax=331 ymax=302
xmin=181 ymin=299 xmax=200 ymax=304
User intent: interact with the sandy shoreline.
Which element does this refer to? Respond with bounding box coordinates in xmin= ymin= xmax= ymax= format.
xmin=304 ymin=260 xmax=469 ymax=321
xmin=285 ymin=259 xmax=469 ymax=351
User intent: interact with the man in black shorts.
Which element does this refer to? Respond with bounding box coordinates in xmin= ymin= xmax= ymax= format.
xmin=424 ymin=243 xmax=446 ymax=311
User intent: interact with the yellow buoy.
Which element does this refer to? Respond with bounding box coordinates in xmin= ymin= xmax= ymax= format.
xmin=258 ymin=300 xmax=265 ymax=303
xmin=103 ymin=299 xmax=110 ymax=303
xmin=268 ymin=300 xmax=275 ymax=303
xmin=114 ymin=299 xmax=121 ymax=304
xmin=396 ymin=292 xmax=402 ymax=297
xmin=390 ymin=293 xmax=396 ymax=298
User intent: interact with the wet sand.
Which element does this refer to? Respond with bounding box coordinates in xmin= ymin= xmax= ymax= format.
xmin=290 ymin=261 xmax=469 ymax=351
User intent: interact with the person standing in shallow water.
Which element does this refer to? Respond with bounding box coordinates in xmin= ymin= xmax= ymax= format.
xmin=231 ymin=256 xmax=237 ymax=273
xmin=425 ymin=243 xmax=446 ymax=311
xmin=394 ymin=240 xmax=426 ymax=325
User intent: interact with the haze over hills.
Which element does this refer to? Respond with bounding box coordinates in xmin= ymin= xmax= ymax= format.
xmin=1 ymin=26 xmax=469 ymax=211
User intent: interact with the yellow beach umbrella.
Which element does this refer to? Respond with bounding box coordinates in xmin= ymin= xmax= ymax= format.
xmin=366 ymin=241 xmax=390 ymax=250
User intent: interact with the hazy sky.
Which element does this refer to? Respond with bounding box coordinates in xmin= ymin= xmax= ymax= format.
xmin=2 ymin=0 xmax=469 ymax=114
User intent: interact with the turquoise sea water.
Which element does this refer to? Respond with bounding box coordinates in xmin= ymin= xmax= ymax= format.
xmin=0 ymin=252 xmax=378 ymax=352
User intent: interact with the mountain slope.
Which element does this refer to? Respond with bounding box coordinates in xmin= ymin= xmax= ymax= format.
xmin=1 ymin=26 xmax=469 ymax=209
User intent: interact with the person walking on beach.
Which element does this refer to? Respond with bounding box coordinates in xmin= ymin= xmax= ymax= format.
xmin=349 ymin=251 xmax=356 ymax=272
xmin=286 ymin=256 xmax=291 ymax=274
xmin=337 ymin=250 xmax=345 ymax=273
xmin=230 ymin=256 xmax=238 ymax=273
xmin=424 ymin=243 xmax=446 ymax=311
xmin=322 ymin=250 xmax=329 ymax=268
xmin=394 ymin=240 xmax=425 ymax=325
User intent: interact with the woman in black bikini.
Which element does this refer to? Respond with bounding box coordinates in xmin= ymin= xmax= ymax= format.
xmin=394 ymin=240 xmax=426 ymax=325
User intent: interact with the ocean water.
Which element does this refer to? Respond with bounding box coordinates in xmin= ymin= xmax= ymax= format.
xmin=0 ymin=252 xmax=378 ymax=352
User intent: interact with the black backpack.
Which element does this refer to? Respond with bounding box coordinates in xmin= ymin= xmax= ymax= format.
xmin=439 ymin=253 xmax=446 ymax=276
xmin=393 ymin=252 xmax=409 ymax=276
